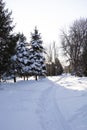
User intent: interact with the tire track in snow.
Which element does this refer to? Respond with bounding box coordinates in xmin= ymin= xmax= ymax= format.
xmin=37 ymin=85 xmax=72 ymax=130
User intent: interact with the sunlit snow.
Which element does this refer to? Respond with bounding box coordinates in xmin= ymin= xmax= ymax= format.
xmin=0 ymin=74 xmax=87 ymax=130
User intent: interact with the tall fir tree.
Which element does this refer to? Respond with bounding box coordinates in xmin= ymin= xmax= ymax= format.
xmin=12 ymin=34 xmax=31 ymax=81
xmin=0 ymin=0 xmax=15 ymax=80
xmin=29 ymin=27 xmax=46 ymax=80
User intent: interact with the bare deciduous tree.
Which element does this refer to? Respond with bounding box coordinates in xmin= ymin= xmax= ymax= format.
xmin=61 ymin=18 xmax=87 ymax=76
xmin=46 ymin=42 xmax=63 ymax=76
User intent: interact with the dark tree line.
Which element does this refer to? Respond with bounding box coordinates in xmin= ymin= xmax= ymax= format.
xmin=61 ymin=18 xmax=87 ymax=76
xmin=0 ymin=0 xmax=17 ymax=81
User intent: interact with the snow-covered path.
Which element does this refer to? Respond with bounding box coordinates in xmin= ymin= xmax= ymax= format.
xmin=0 ymin=75 xmax=87 ymax=130
xmin=0 ymin=78 xmax=71 ymax=130
xmin=37 ymin=84 xmax=71 ymax=130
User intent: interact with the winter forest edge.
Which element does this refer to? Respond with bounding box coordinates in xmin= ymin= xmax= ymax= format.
xmin=0 ymin=0 xmax=87 ymax=83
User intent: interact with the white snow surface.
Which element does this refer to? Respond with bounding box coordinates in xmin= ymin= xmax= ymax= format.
xmin=0 ymin=74 xmax=87 ymax=130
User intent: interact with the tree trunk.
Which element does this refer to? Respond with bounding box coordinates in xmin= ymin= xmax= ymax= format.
xmin=27 ymin=76 xmax=28 ymax=80
xmin=24 ymin=76 xmax=25 ymax=81
xmin=14 ymin=77 xmax=16 ymax=82
xmin=35 ymin=75 xmax=37 ymax=80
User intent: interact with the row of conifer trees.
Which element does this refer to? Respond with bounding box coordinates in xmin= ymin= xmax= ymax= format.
xmin=0 ymin=0 xmax=64 ymax=82
xmin=0 ymin=0 xmax=47 ymax=82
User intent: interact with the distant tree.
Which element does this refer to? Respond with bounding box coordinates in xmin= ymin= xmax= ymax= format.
xmin=0 ymin=0 xmax=15 ymax=80
xmin=61 ymin=18 xmax=87 ymax=76
xmin=29 ymin=27 xmax=46 ymax=80
xmin=55 ymin=58 xmax=63 ymax=75
xmin=46 ymin=44 xmax=53 ymax=63
xmin=82 ymin=45 xmax=87 ymax=76
xmin=46 ymin=42 xmax=63 ymax=76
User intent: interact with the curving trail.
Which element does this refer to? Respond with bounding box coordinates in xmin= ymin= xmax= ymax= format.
xmin=1 ymin=77 xmax=82 ymax=130
xmin=37 ymin=85 xmax=72 ymax=130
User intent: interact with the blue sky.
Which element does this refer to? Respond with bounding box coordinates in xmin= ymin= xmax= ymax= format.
xmin=6 ymin=0 xmax=87 ymax=44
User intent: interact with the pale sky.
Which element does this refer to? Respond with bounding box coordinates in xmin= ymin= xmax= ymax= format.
xmin=5 ymin=0 xmax=87 ymax=45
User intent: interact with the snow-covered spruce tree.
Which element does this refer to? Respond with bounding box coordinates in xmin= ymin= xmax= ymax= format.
xmin=10 ymin=33 xmax=27 ymax=82
xmin=0 ymin=0 xmax=15 ymax=80
xmin=14 ymin=34 xmax=31 ymax=80
xmin=8 ymin=34 xmax=21 ymax=82
xmin=29 ymin=27 xmax=46 ymax=80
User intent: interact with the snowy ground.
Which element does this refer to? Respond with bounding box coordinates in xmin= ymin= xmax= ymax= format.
xmin=0 ymin=74 xmax=87 ymax=130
